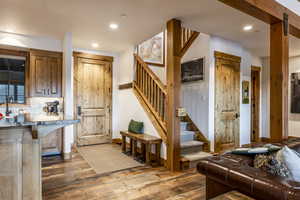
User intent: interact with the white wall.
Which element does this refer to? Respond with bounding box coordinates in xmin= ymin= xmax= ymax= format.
xmin=181 ymin=33 xmax=211 ymax=138
xmin=0 ymin=31 xmax=62 ymax=51
xmin=63 ymin=32 xmax=74 ymax=157
xmin=275 ymin=0 xmax=300 ymax=15
xmin=262 ymin=56 xmax=300 ymax=138
xmin=208 ymin=36 xmax=262 ymax=149
xmin=261 ymin=58 xmax=270 ymax=138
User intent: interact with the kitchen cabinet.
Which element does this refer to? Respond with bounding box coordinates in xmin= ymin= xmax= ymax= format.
xmin=29 ymin=50 xmax=62 ymax=97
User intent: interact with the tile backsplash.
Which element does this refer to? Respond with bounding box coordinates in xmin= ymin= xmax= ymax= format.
xmin=0 ymin=97 xmax=64 ymax=121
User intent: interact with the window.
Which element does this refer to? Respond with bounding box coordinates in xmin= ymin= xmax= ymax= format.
xmin=0 ymin=56 xmax=26 ymax=104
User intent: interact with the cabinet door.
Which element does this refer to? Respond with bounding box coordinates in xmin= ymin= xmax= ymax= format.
xmin=30 ymin=55 xmax=49 ymax=97
xmin=48 ymin=57 xmax=62 ymax=97
xmin=41 ymin=128 xmax=62 ymax=156
xmin=29 ymin=50 xmax=62 ymax=97
xmin=0 ymin=137 xmax=22 ymax=200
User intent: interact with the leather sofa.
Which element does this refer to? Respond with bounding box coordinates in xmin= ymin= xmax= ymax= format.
xmin=197 ymin=142 xmax=300 ymax=200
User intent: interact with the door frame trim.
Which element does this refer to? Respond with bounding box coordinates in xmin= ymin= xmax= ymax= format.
xmin=73 ymin=52 xmax=113 ymax=146
xmin=214 ymin=51 xmax=241 ymax=152
xmin=251 ymin=66 xmax=261 ymax=142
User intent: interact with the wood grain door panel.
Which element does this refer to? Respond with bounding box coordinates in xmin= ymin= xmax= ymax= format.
xmin=48 ymin=57 xmax=62 ymax=97
xmin=30 ymin=55 xmax=49 ymax=96
xmin=29 ymin=50 xmax=62 ymax=97
xmin=215 ymin=52 xmax=241 ymax=152
xmin=41 ymin=129 xmax=62 ymax=156
xmin=75 ymin=57 xmax=112 ymax=146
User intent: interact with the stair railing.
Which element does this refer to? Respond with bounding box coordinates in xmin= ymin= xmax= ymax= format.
xmin=133 ymin=54 xmax=167 ymax=140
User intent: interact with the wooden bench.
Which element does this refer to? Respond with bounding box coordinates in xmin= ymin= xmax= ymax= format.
xmin=120 ymin=131 xmax=162 ymax=166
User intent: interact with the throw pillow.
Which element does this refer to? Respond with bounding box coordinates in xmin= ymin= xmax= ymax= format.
xmin=128 ymin=119 xmax=144 ymax=134
xmin=276 ymin=146 xmax=300 ymax=182
xmin=254 ymin=154 xmax=290 ymax=178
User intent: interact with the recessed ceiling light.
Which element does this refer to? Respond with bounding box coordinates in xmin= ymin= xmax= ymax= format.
xmin=109 ymin=23 xmax=119 ymax=30
xmin=91 ymin=43 xmax=99 ymax=48
xmin=121 ymin=14 xmax=127 ymax=18
xmin=243 ymin=25 xmax=253 ymax=31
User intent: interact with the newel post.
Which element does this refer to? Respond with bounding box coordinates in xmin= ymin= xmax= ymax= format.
xmin=166 ymin=19 xmax=182 ymax=171
xmin=270 ymin=19 xmax=289 ymax=142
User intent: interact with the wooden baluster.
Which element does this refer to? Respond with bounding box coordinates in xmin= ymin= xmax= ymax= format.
xmin=142 ymin=67 xmax=144 ymax=93
xmin=153 ymin=84 xmax=157 ymax=110
xmin=136 ymin=63 xmax=139 ymax=87
xmin=143 ymin=68 xmax=146 ymax=94
xmin=144 ymin=68 xmax=147 ymax=94
xmin=146 ymin=73 xmax=149 ymax=99
xmin=150 ymin=79 xmax=152 ymax=105
xmin=157 ymin=85 xmax=160 ymax=113
xmin=158 ymin=89 xmax=161 ymax=117
xmin=162 ymin=93 xmax=165 ymax=122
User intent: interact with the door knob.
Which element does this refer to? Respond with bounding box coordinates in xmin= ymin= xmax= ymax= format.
xmin=235 ymin=113 xmax=240 ymax=119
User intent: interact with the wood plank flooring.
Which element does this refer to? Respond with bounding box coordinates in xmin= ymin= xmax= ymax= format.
xmin=42 ymin=152 xmax=253 ymax=200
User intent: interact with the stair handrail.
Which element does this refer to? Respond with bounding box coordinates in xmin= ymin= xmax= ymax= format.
xmin=133 ymin=54 xmax=167 ymax=141
xmin=134 ymin=54 xmax=166 ymax=94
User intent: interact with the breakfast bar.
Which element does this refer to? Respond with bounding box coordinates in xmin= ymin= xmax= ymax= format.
xmin=0 ymin=119 xmax=79 ymax=200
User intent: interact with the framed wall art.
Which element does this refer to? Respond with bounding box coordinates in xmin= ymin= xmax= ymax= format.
xmin=138 ymin=32 xmax=164 ymax=67
xmin=242 ymin=81 xmax=250 ymax=104
xmin=291 ymin=72 xmax=300 ymax=113
xmin=181 ymin=58 xmax=204 ymax=83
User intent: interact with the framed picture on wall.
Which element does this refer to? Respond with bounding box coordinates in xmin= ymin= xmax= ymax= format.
xmin=242 ymin=81 xmax=250 ymax=104
xmin=291 ymin=73 xmax=300 ymax=113
xmin=181 ymin=58 xmax=204 ymax=83
xmin=138 ymin=32 xmax=165 ymax=67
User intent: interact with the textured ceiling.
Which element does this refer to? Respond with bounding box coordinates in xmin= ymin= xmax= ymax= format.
xmin=0 ymin=0 xmax=299 ymax=57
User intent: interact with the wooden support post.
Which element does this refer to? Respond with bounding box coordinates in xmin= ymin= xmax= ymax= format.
xmin=166 ymin=19 xmax=182 ymax=172
xmin=270 ymin=21 xmax=289 ymax=142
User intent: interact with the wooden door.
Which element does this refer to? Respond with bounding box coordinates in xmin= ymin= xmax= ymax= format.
xmin=251 ymin=66 xmax=261 ymax=142
xmin=30 ymin=55 xmax=49 ymax=97
xmin=74 ymin=56 xmax=112 ymax=146
xmin=215 ymin=51 xmax=241 ymax=152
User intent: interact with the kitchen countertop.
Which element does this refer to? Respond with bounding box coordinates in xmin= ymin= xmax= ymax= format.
xmin=0 ymin=117 xmax=80 ymax=128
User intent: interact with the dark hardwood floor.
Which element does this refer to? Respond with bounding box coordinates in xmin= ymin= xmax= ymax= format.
xmin=42 ymin=152 xmax=252 ymax=200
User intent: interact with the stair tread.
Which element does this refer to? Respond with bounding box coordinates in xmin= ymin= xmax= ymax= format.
xmin=181 ymin=131 xmax=195 ymax=135
xmin=181 ymin=151 xmax=212 ymax=161
xmin=181 ymin=140 xmax=204 ymax=148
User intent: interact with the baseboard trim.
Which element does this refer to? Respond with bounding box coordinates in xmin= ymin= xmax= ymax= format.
xmin=63 ymin=152 xmax=72 ymax=160
xmin=112 ymin=138 xmax=122 ymax=144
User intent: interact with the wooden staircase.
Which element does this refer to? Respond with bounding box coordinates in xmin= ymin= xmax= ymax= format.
xmin=133 ymin=54 xmax=211 ymax=169
xmin=132 ymin=20 xmax=211 ymax=171
xmin=180 ymin=115 xmax=212 ymax=170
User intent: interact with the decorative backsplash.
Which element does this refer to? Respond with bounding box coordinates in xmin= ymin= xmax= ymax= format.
xmin=0 ymin=97 xmax=64 ymax=121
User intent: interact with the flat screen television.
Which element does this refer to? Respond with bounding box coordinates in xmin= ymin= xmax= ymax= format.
xmin=181 ymin=58 xmax=204 ymax=83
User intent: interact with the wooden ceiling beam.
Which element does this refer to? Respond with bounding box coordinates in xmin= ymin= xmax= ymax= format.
xmin=218 ymin=0 xmax=300 ymax=38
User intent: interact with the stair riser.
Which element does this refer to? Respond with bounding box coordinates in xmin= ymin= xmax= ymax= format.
xmin=181 ymin=146 xmax=203 ymax=155
xmin=180 ymin=123 xmax=188 ymax=131
xmin=180 ymin=133 xmax=194 ymax=142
